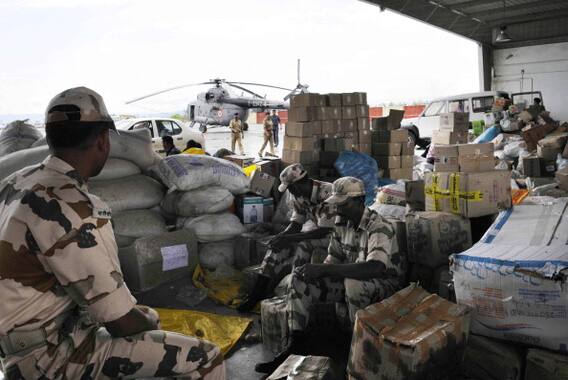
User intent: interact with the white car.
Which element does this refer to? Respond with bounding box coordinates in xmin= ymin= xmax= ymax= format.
xmin=115 ymin=118 xmax=205 ymax=155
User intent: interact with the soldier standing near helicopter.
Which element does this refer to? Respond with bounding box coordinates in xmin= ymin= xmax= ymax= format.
xmin=229 ymin=113 xmax=245 ymax=154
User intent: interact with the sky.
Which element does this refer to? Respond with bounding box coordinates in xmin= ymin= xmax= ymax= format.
xmin=0 ymin=0 xmax=480 ymax=119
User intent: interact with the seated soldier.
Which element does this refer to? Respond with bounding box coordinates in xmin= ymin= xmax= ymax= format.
xmin=237 ymin=163 xmax=334 ymax=312
xmin=255 ymin=177 xmax=407 ymax=373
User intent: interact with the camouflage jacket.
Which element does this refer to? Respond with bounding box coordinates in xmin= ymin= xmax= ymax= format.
xmin=290 ymin=180 xmax=335 ymax=229
xmin=325 ymin=208 xmax=406 ymax=280
xmin=0 ymin=156 xmax=136 ymax=352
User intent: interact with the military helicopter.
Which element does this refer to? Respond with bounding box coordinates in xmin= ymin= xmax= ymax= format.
xmin=126 ymin=60 xmax=309 ymax=132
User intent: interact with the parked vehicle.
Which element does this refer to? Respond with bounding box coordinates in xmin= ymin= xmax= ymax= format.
xmin=115 ymin=118 xmax=205 ymax=155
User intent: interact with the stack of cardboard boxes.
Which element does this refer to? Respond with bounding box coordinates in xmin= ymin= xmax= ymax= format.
xmin=370 ymin=110 xmax=414 ymax=180
xmin=432 ymin=112 xmax=469 ymax=145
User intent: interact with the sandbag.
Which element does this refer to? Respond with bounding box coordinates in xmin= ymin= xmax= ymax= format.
xmin=113 ymin=209 xmax=167 ymax=239
xmin=0 ymin=120 xmax=43 ymax=155
xmin=31 ymin=136 xmax=47 ymax=148
xmin=157 ymin=154 xmax=249 ymax=194
xmin=109 ymin=128 xmax=161 ymax=170
xmin=91 ymin=158 xmax=141 ymax=182
xmin=0 ymin=145 xmax=50 ymax=181
xmin=180 ymin=213 xmax=245 ymax=242
xmin=198 ymin=240 xmax=235 ymax=271
xmin=375 ymin=182 xmax=406 ymax=206
xmin=89 ymin=175 xmax=165 ymax=213
xmin=161 ymin=187 xmax=234 ymax=217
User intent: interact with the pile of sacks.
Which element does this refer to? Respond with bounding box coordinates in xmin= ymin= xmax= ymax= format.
xmin=0 ymin=120 xmax=43 ymax=156
xmin=156 ymin=154 xmax=249 ymax=272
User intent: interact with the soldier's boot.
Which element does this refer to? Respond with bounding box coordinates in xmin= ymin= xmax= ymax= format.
xmin=237 ymin=273 xmax=271 ymax=312
xmin=254 ymin=331 xmax=307 ymax=374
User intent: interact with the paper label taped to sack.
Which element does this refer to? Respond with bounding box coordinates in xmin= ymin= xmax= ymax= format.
xmin=161 ymin=244 xmax=189 ymax=271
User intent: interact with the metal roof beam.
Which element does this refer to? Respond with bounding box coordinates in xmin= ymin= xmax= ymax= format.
xmin=489 ymin=9 xmax=568 ymax=26
xmin=450 ymin=0 xmax=504 ymax=11
xmin=469 ymin=0 xmax=568 ymax=19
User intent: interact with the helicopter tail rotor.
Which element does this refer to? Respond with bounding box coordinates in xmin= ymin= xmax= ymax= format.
xmin=284 ymin=58 xmax=309 ymax=101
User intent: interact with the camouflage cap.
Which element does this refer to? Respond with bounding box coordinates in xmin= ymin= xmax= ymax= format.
xmin=278 ymin=163 xmax=307 ymax=192
xmin=45 ymin=87 xmax=116 ymax=129
xmin=325 ymin=177 xmax=365 ymax=204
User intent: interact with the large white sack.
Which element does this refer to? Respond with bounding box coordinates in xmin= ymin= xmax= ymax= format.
xmin=92 ymin=158 xmax=141 ymax=182
xmin=157 ymin=154 xmax=249 ymax=194
xmin=180 ymin=213 xmax=245 ymax=242
xmin=0 ymin=120 xmax=43 ymax=156
xmin=198 ymin=240 xmax=235 ymax=271
xmin=109 ymin=129 xmax=161 ymax=170
xmin=113 ymin=209 xmax=167 ymax=238
xmin=89 ymin=175 xmax=165 ymax=212
xmin=31 ymin=136 xmax=47 ymax=148
xmin=0 ymin=145 xmax=50 ymax=181
xmin=161 ymin=186 xmax=234 ymax=217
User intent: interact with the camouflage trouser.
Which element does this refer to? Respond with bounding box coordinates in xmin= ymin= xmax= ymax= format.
xmin=259 ymin=237 xmax=330 ymax=286
xmin=287 ymin=272 xmax=401 ymax=332
xmin=3 ymin=327 xmax=225 ymax=380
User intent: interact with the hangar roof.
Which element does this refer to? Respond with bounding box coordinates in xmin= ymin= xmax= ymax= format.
xmin=364 ymin=0 xmax=568 ymax=48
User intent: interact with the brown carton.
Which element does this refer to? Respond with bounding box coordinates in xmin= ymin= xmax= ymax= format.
xmin=256 ymin=159 xmax=281 ymax=178
xmin=290 ymin=93 xmax=325 ymax=108
xmin=354 ymin=143 xmax=372 ymax=154
xmin=283 ymin=136 xmax=316 ymax=151
xmin=433 ymin=145 xmax=458 ymax=172
xmin=383 ymin=168 xmax=413 ymax=180
xmin=371 ymin=109 xmax=404 ymax=131
xmin=432 ymin=130 xmax=468 ymax=145
xmin=401 ymin=155 xmax=414 ymax=169
xmin=250 ymin=170 xmax=276 ymax=197
xmin=375 ymin=156 xmax=401 ymax=169
xmin=522 ymin=156 xmax=555 ymax=177
xmin=340 ymin=119 xmax=356 ymax=133
xmin=522 ymin=123 xmax=557 ymax=151
xmin=224 ymin=154 xmax=255 ymax=168
xmin=341 ymin=92 xmax=367 ymax=106
xmin=462 ymin=335 xmax=524 ymax=380
xmin=356 ymin=129 xmax=372 ymax=144
xmin=405 ymin=180 xmax=425 ymax=211
xmin=357 ymin=117 xmax=370 ymax=131
xmin=327 ymin=93 xmax=342 ymax=107
xmin=282 ymin=149 xmax=317 ymax=166
xmin=321 ymin=120 xmax=340 ymax=137
xmin=424 ymin=171 xmax=512 ymax=218
xmin=348 ymin=284 xmax=471 ymax=380
xmin=356 ymin=105 xmax=369 ymax=118
xmin=439 ymin=112 xmax=470 ymax=130
xmin=401 ymin=142 xmax=416 ymax=155
xmin=318 ymin=106 xmax=341 ymax=120
xmin=285 ymin=121 xmax=322 ymax=137
xmin=342 ymin=106 xmax=357 ymax=120
xmin=372 ymin=142 xmax=402 ymax=156
xmin=458 ymin=143 xmax=495 ymax=173
xmin=556 ymin=169 xmax=568 ymax=191
xmin=372 ymin=129 xmax=409 ymax=144
xmin=288 ymin=106 xmax=317 ymax=122
xmin=537 ymin=145 xmax=561 ymax=161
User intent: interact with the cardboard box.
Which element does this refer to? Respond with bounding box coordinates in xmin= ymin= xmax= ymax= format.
xmin=283 ymin=136 xmax=316 ymax=151
xmin=256 ymin=158 xmax=281 ymax=178
xmin=439 ymin=112 xmax=470 ymax=130
xmin=224 ymin=154 xmax=255 ymax=168
xmin=525 ymin=348 xmax=568 ymax=380
xmin=344 ymin=137 xmax=355 ymax=151
xmin=452 ymin=200 xmax=568 ymax=351
xmin=356 ymin=105 xmax=369 ymax=118
xmin=432 ymin=130 xmax=468 ymax=145
xmin=118 ymin=230 xmax=198 ymax=292
xmin=342 ymin=106 xmax=357 ymax=120
xmin=263 ymin=197 xmax=274 ymax=222
xmin=319 ymin=151 xmax=339 ymax=167
xmin=321 ymin=120 xmax=340 ymax=136
xmin=236 ymin=195 xmax=264 ymax=224
xmin=522 ymin=123 xmax=557 ymax=151
xmin=340 ymin=119 xmax=356 ymax=133
xmin=433 ymin=145 xmax=459 ymax=172
xmin=356 ymin=129 xmax=372 ymax=144
xmin=282 ymin=149 xmax=317 ymax=165
xmin=401 ymin=142 xmax=415 ymax=155
xmin=383 ymin=168 xmax=412 ymax=180
xmin=371 ymin=109 xmax=405 ymax=131
xmin=537 ymin=145 xmax=562 ymax=161
xmin=268 ymin=355 xmax=332 ymax=380
xmin=321 ymin=138 xmax=345 ymax=152
xmin=538 ymin=133 xmax=568 ymax=149
xmin=458 ymin=143 xmax=495 ymax=173
xmin=357 ymin=117 xmax=370 ymax=131
xmin=557 ymin=169 xmax=568 ymax=191
xmin=461 ymin=335 xmax=524 ymax=380
xmin=318 ymin=106 xmax=341 ymax=120
xmin=285 ymin=121 xmax=322 ymax=137
xmin=288 ymin=106 xmax=318 ymax=122
xmin=327 ymin=93 xmax=342 ymax=107
xmin=424 ymin=171 xmax=512 ymax=218
xmin=405 ymin=180 xmax=425 ymax=211
xmin=290 ymin=93 xmax=325 ymax=108
xmin=406 ymin=211 xmax=472 ymax=268
xmin=341 ymin=92 xmax=367 ymax=106
xmin=375 ymin=155 xmax=401 ymax=169
xmin=401 ymin=155 xmax=414 ymax=169
xmin=372 ymin=142 xmax=402 ymax=156
xmin=372 ymin=129 xmax=409 ymax=143
xmin=348 ymin=284 xmax=471 ymax=380
xmin=522 ymin=156 xmax=555 ymax=177
xmin=354 ymin=143 xmax=372 ymax=154
xmin=250 ymin=170 xmax=276 ymax=197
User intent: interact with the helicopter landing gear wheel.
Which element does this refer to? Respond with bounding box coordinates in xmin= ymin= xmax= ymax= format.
xmin=199 ymin=124 xmax=207 ymax=133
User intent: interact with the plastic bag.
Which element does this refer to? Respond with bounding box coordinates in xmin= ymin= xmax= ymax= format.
xmin=180 ymin=213 xmax=246 ymax=242
xmin=198 ymin=240 xmax=235 ymax=271
xmin=557 ymin=153 xmax=568 ymax=172
xmin=157 ymin=154 xmax=249 ymax=194
xmin=91 ymin=158 xmax=141 ymax=182
xmin=369 ymin=203 xmax=406 ymax=220
xmin=503 ymin=140 xmax=528 ymax=158
xmin=334 ymin=151 xmax=379 ymax=205
xmin=90 ymin=175 xmax=165 ymax=212
xmin=474 ymin=125 xmax=500 ymax=144
xmin=161 ymin=186 xmax=234 ymax=217
xmin=0 ymin=120 xmax=43 ymax=156
xmin=375 ymin=182 xmax=406 ymax=206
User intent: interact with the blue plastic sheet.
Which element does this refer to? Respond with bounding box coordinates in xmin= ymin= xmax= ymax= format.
xmin=334 ymin=151 xmax=393 ymax=205
xmin=474 ymin=125 xmax=500 ymax=144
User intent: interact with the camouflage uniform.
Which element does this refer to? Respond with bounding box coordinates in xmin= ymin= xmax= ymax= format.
xmin=259 ymin=178 xmax=334 ymax=284
xmin=259 ymin=115 xmax=274 ymax=156
xmin=229 ymin=118 xmax=244 ymax=154
xmin=287 ymin=178 xmax=407 ymax=333
xmin=0 ymin=156 xmax=225 ymax=379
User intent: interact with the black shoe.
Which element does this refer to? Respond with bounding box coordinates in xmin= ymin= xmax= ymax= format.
xmin=237 ymin=274 xmax=271 ymax=312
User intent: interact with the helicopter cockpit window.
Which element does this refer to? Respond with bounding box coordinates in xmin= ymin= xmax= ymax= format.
xmin=205 ymin=92 xmax=214 ymax=101
xmin=131 ymin=121 xmax=153 ymax=137
xmin=156 ymin=120 xmax=181 ymax=137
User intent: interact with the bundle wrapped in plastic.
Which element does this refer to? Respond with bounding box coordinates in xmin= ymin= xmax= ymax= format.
xmin=179 ymin=213 xmax=246 ymax=242
xmin=0 ymin=120 xmax=43 ymax=156
xmin=90 ymin=175 xmax=165 ymax=213
xmin=161 ymin=187 xmax=234 ymax=217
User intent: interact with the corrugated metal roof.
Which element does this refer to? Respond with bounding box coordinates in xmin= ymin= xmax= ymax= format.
xmin=364 ymin=0 xmax=568 ymax=48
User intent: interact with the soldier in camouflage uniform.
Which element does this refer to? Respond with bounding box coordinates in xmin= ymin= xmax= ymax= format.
xmin=0 ymin=87 xmax=225 ymax=379
xmin=237 ymin=163 xmax=334 ymax=312
xmin=255 ymin=177 xmax=407 ymax=373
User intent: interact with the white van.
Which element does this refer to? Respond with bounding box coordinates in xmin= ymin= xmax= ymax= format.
xmin=402 ymin=91 xmax=510 ymax=141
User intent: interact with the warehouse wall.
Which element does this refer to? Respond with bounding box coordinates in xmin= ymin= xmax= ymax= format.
xmin=492 ymin=42 xmax=568 ymax=122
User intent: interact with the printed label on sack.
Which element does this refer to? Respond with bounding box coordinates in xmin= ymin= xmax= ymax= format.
xmin=161 ymin=244 xmax=189 ymax=271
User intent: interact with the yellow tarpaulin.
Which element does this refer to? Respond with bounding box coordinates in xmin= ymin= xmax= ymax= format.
xmin=156 ymin=308 xmax=252 ymax=355
xmin=192 ymin=265 xmax=246 ymax=308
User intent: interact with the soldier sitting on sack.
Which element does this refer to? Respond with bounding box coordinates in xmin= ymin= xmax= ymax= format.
xmin=0 ymin=87 xmax=225 ymax=380
xmin=237 ymin=163 xmax=335 ymax=312
xmin=255 ymin=177 xmax=407 ymax=373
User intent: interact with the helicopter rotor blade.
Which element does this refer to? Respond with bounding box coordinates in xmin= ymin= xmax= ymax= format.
xmin=297 ymin=59 xmax=300 ymax=85
xmin=227 ymin=82 xmax=293 ymax=92
xmin=225 ymin=83 xmax=264 ymax=99
xmin=125 ymin=82 xmax=215 ymax=104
